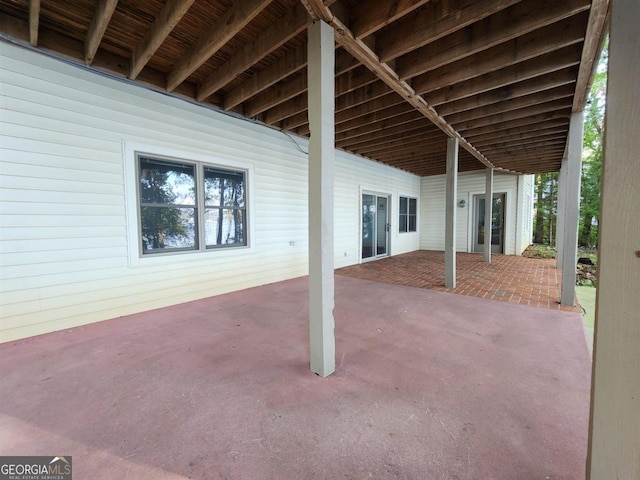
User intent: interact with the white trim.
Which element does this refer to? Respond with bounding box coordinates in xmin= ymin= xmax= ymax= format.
xmin=123 ymin=140 xmax=256 ymax=268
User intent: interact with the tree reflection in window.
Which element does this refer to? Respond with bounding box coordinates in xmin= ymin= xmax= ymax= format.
xmin=139 ymin=157 xmax=196 ymax=253
xmin=204 ymin=167 xmax=246 ymax=247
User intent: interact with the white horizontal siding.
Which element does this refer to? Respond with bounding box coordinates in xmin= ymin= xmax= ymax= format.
xmin=0 ymin=42 xmax=419 ymax=342
xmin=420 ymin=170 xmax=520 ymax=254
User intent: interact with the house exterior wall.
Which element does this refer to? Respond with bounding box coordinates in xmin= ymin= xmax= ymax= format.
xmin=419 ymin=170 xmax=534 ymax=255
xmin=0 ymin=42 xmax=419 ymax=342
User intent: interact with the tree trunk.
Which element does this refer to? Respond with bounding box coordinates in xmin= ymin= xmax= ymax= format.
xmin=579 ymin=215 xmax=593 ymax=247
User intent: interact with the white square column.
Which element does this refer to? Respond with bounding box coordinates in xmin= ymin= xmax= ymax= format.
xmin=307 ymin=20 xmax=335 ymax=377
xmin=445 ymin=137 xmax=459 ymax=288
xmin=559 ymin=112 xmax=583 ymax=306
xmin=484 ymin=167 xmax=494 ymax=263
xmin=588 ymin=0 xmax=640 ymax=476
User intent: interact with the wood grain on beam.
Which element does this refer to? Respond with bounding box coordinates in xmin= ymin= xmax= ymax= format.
xmin=377 ymin=0 xmax=521 ymax=63
xmin=130 ymin=0 xmax=195 ymax=80
xmin=245 ymin=71 xmax=308 ymax=118
xmin=350 ymin=0 xmax=431 ymax=40
xmin=335 ymin=111 xmax=425 ymax=142
xmin=338 ymin=125 xmax=441 ymax=151
xmin=437 ymin=67 xmax=578 ymax=116
xmin=85 ymin=0 xmax=118 ymax=65
xmin=477 ymin=133 xmax=567 ymax=151
xmin=29 ymin=0 xmax=40 ymax=46
xmin=167 ymin=0 xmax=271 ymax=91
xmin=444 ymin=84 xmax=576 ymax=124
xmin=468 ymin=119 xmax=569 ymax=144
xmin=354 ymin=135 xmax=445 ymax=157
xmin=460 ymin=110 xmax=571 ymax=137
xmin=452 ymin=98 xmax=573 ymax=132
xmin=413 ymin=13 xmax=588 ymax=95
xmin=572 ymin=0 xmax=609 ymax=111
xmin=397 ymin=0 xmax=590 ymax=80
xmin=224 ymin=44 xmax=307 ymax=109
xmin=197 ymin=3 xmax=308 ymax=101
xmin=425 ymin=44 xmax=583 ymax=106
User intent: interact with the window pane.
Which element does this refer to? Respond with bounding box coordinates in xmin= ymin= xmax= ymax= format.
xmin=400 ymin=196 xmax=407 ymax=214
xmin=409 ymin=198 xmax=417 ymax=215
xmin=204 ymin=168 xmax=245 ymax=207
xmin=399 ymin=213 xmax=408 ymax=233
xmin=205 ymin=208 xmax=246 ymax=247
xmin=140 ymin=206 xmax=196 ymax=253
xmin=408 ymin=214 xmax=417 ymax=232
xmin=139 ymin=158 xmax=195 ymax=205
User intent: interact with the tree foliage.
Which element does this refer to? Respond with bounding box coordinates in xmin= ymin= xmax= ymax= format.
xmin=579 ymin=38 xmax=608 ymax=248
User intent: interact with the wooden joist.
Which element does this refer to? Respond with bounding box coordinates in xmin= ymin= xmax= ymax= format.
xmin=28 ymin=0 xmax=40 ymax=46
xmin=85 ymin=0 xmax=118 ymax=65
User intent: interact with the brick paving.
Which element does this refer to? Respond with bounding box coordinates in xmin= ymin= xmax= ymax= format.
xmin=337 ymin=250 xmax=582 ymax=313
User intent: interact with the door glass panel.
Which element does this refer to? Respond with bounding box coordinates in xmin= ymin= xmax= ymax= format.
xmin=376 ymin=197 xmax=387 ymax=256
xmin=362 ymin=194 xmax=375 ymax=259
xmin=491 ymin=196 xmax=503 ymax=245
xmin=474 ymin=194 xmax=505 ymax=254
xmin=476 ymin=198 xmax=486 ymax=245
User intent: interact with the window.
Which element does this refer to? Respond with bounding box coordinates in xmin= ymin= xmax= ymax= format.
xmin=138 ymin=155 xmax=247 ymax=255
xmin=399 ymin=196 xmax=417 ymax=233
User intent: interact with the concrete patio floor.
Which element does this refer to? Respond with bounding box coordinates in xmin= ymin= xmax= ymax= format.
xmin=0 ymin=276 xmax=591 ymax=479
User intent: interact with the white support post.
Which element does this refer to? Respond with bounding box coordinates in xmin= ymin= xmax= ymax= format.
xmin=559 ymin=112 xmax=583 ymax=306
xmin=556 ymin=159 xmax=568 ymax=268
xmin=307 ymin=20 xmax=335 ymax=377
xmin=588 ymin=0 xmax=640 ymax=476
xmin=445 ymin=137 xmax=459 ymax=288
xmin=484 ymin=167 xmax=493 ymax=263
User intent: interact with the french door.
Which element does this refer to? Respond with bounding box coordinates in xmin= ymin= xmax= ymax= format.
xmin=473 ymin=193 xmax=505 ymax=254
xmin=361 ymin=193 xmax=390 ymax=260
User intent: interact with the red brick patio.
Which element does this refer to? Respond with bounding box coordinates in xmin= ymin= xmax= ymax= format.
xmin=337 ymin=250 xmax=582 ymax=313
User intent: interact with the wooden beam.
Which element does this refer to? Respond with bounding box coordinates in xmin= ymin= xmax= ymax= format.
xmin=196 ymin=3 xmax=308 ymax=101
xmin=444 ymin=84 xmax=576 ymax=125
xmin=425 ymin=44 xmax=583 ymax=107
xmin=335 ymin=111 xmax=425 ymax=142
xmin=461 ymin=110 xmax=571 ymax=137
xmin=353 ymin=135 xmax=446 ymax=157
xmin=573 ymin=0 xmax=610 ymax=111
xmin=413 ymin=13 xmax=588 ymax=95
xmin=130 ymin=0 xmax=195 ymax=80
xmin=438 ymin=68 xmax=578 ymax=117
xmin=166 ymin=0 xmax=270 ymax=91
xmin=337 ymin=122 xmax=440 ymax=149
xmin=470 ymin=123 xmax=569 ymax=146
xmin=265 ymin=93 xmax=307 ymax=126
xmin=477 ymin=133 xmax=568 ymax=151
xmin=85 ymin=0 xmax=119 ymax=65
xmin=350 ymin=0 xmax=431 ymax=40
xmin=245 ymin=71 xmax=308 ymax=118
xmin=377 ymin=0 xmax=521 ymax=63
xmin=29 ymin=0 xmax=40 ymax=46
xmin=397 ymin=0 xmax=590 ymax=80
xmin=452 ymin=98 xmax=573 ymax=132
xmin=223 ymin=44 xmax=307 ymax=109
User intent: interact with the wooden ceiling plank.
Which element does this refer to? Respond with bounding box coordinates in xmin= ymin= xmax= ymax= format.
xmin=167 ymin=0 xmax=271 ymax=92
xmin=377 ymin=0 xmax=521 ymax=63
xmin=197 ymin=3 xmax=308 ymax=101
xmin=337 ymin=121 xmax=440 ymax=149
xmin=224 ymin=44 xmax=307 ymax=110
xmin=350 ymin=0 xmax=431 ymax=40
xmin=477 ymin=133 xmax=568 ymax=150
xmin=412 ymin=13 xmax=588 ymax=95
xmin=468 ymin=119 xmax=569 ymax=144
xmin=397 ymin=0 xmax=590 ymax=80
xmin=335 ymin=111 xmax=426 ymax=142
xmin=29 ymin=0 xmax=40 ymax=46
xmin=85 ymin=0 xmax=119 ymax=65
xmin=336 ymin=81 xmax=393 ymax=113
xmin=425 ymin=44 xmax=583 ymax=106
xmin=572 ymin=0 xmax=610 ymax=111
xmin=245 ymin=71 xmax=308 ymax=118
xmin=265 ymin=92 xmax=308 ymax=126
xmin=130 ymin=0 xmax=196 ymax=80
xmin=437 ymin=67 xmax=578 ymax=116
xmin=444 ymin=84 xmax=576 ymax=125
xmin=353 ymin=134 xmax=445 ymax=156
xmin=450 ymin=98 xmax=573 ymax=132
xmin=460 ymin=110 xmax=571 ymax=137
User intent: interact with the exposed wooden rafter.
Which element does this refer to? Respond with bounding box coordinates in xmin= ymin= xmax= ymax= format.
xmin=167 ymin=0 xmax=271 ymax=91
xmin=130 ymin=0 xmax=196 ymax=80
xmin=85 ymin=0 xmax=118 ymax=65
xmin=28 ymin=0 xmax=40 ymax=46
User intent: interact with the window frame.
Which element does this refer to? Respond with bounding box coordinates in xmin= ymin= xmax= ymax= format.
xmin=398 ymin=195 xmax=418 ymax=233
xmin=124 ymin=142 xmax=253 ymax=267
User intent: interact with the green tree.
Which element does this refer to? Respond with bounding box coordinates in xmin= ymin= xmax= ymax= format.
xmin=579 ymin=38 xmax=608 ymax=248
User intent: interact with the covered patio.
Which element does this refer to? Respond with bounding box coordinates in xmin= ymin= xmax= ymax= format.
xmin=0 ymin=275 xmax=591 ymax=479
